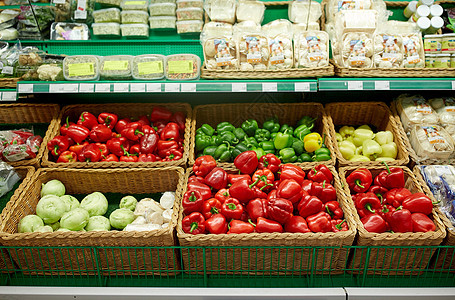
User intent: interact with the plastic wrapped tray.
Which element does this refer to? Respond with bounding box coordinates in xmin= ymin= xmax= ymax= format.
xmin=149 ymin=16 xmax=176 ymax=29
xmin=91 ymin=23 xmax=121 ymax=37
xmin=132 ymin=54 xmax=165 ymax=80
xmin=121 ymin=0 xmax=149 ymax=11
xmin=96 ymin=0 xmax=122 ymax=7
xmin=50 ymin=22 xmax=90 ymax=40
xmin=294 ymin=31 xmax=329 ymax=68
xmin=396 ymin=94 xmax=440 ymax=132
xmin=176 ymin=0 xmax=203 ymax=9
xmin=100 ymin=55 xmax=133 ymax=80
xmin=149 ymin=3 xmax=176 ymax=16
xmin=63 ymin=55 xmax=100 ymax=81
xmin=93 ymin=8 xmax=121 ymax=23
xmin=176 ymin=20 xmax=203 ymax=34
xmin=121 ymin=10 xmax=149 ymax=24
xmin=176 ymin=7 xmax=203 ymax=20
xmin=409 ymin=124 xmax=454 ymax=160
xmin=120 ymin=24 xmax=150 ymax=38
xmin=165 ymin=54 xmax=200 ymax=80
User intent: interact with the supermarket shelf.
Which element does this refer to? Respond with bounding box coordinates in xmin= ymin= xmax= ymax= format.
xmin=0 ymin=89 xmax=17 ymax=101
xmin=318 ymin=78 xmax=455 ymax=91
xmin=345 ymin=288 xmax=455 ymax=300
xmin=16 ymin=80 xmax=318 ymax=94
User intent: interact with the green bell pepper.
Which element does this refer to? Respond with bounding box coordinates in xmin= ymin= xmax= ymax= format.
xmin=299 ymin=153 xmax=313 ymax=162
xmin=231 ymin=142 xmax=249 ymax=159
xmin=274 ymin=131 xmax=293 ymax=150
xmin=254 ymin=128 xmax=271 ymax=143
xmin=263 ymin=117 xmax=280 ymax=133
xmin=216 ymin=122 xmax=235 ymax=133
xmin=215 ymin=131 xmax=239 ymax=146
xmin=259 ymin=141 xmax=275 ymax=154
xmin=251 ymin=147 xmax=266 ymax=159
xmin=271 ymin=132 xmax=278 ymax=140
xmin=380 ymin=142 xmax=397 ymax=159
xmin=375 ymin=131 xmax=394 ymax=145
xmin=312 ymin=147 xmax=331 ymax=162
xmin=296 ymin=116 xmax=315 ymax=130
xmin=335 ymin=132 xmax=343 ymax=142
xmin=233 ymin=127 xmax=247 ymax=140
xmin=292 ymin=137 xmax=304 ymax=155
xmin=214 ymin=144 xmax=231 ymax=161
xmin=244 ymin=136 xmax=259 ymax=149
xmin=362 ymin=140 xmax=382 ymax=158
xmin=353 ymin=128 xmax=374 ymax=147
xmin=339 ymin=126 xmax=355 ymax=139
xmin=200 ymin=124 xmax=215 ymax=136
xmin=294 ymin=124 xmax=312 ymax=141
xmin=338 ymin=140 xmax=356 ymax=160
xmin=280 ymin=124 xmax=294 ymax=136
xmin=350 ymin=155 xmax=370 ymax=162
xmin=196 ymin=128 xmax=206 ymax=136
xmin=241 ymin=119 xmax=259 ymax=137
xmin=203 ymin=145 xmax=217 ymax=157
xmin=195 ymin=135 xmax=214 ymax=152
xmin=279 ymin=148 xmax=297 ymax=163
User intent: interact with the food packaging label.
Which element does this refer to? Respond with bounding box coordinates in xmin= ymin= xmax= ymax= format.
xmin=75 ymin=0 xmax=88 ymax=19
xmin=423 ymin=126 xmax=447 ymax=145
xmin=168 ymin=60 xmax=193 ymax=74
xmin=348 ymin=39 xmax=366 ymax=67
xmin=381 ymin=35 xmax=400 ymax=62
xmin=269 ymin=38 xmax=285 ymax=65
xmin=403 ymin=38 xmax=421 ymax=64
xmin=306 ymin=36 xmax=324 ymax=62
xmin=443 ymin=98 xmax=455 ymax=112
xmin=1 ymin=66 xmax=13 ymax=75
xmin=103 ymin=61 xmax=129 ymax=71
xmin=214 ymin=39 xmax=233 ymax=67
xmin=68 ymin=63 xmax=95 ymax=77
xmin=138 ymin=61 xmax=163 ymax=75
xmin=246 ymin=36 xmax=262 ymax=64
xmin=413 ymin=98 xmax=433 ymax=114
xmin=337 ymin=0 xmax=364 ymax=11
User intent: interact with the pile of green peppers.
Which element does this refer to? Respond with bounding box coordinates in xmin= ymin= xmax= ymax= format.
xmin=195 ymin=116 xmax=331 ymax=163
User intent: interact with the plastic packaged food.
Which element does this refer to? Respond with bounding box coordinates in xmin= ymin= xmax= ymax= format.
xmin=63 ymin=55 xmax=100 ymax=81
xmin=424 ymin=34 xmax=442 ymax=53
xmin=334 ymin=9 xmax=378 ymax=38
xmin=92 ymin=23 xmax=121 ymax=36
xmin=326 ymin=0 xmax=374 ymax=23
xmin=452 ymin=54 xmax=455 ymax=68
xmin=71 ymin=0 xmax=95 ymax=24
xmin=410 ymin=124 xmax=454 ymax=159
xmin=149 ymin=16 xmax=176 ymax=29
xmin=96 ymin=0 xmax=122 ymax=6
xmin=149 ymin=3 xmax=176 ymax=16
xmin=132 ymin=54 xmax=165 ymax=80
xmin=93 ymin=8 xmax=121 ymax=23
xmin=267 ymin=34 xmax=293 ymax=70
xmin=165 ymin=54 xmax=200 ymax=80
xmin=37 ymin=63 xmax=64 ymax=81
xmin=201 ymin=22 xmax=233 ymax=41
xmin=120 ymin=24 xmax=150 ymax=37
xmin=294 ymin=31 xmax=329 ymax=68
xmin=402 ymin=33 xmax=425 ymax=68
xmin=396 ymin=94 xmax=440 ymax=132
xmin=203 ymin=37 xmax=238 ymax=70
xmin=121 ymin=0 xmax=149 ymax=11
xmin=236 ymin=0 xmax=265 ymax=24
xmin=54 ymin=0 xmax=72 ymax=22
xmin=177 ymin=0 xmax=203 ymax=9
xmin=50 ymin=22 xmax=90 ymax=40
xmin=238 ymin=34 xmax=269 ymax=71
xmin=429 ymin=97 xmax=455 ymax=126
xmin=262 ymin=19 xmax=291 ymax=39
xmin=434 ymin=53 xmax=450 ymax=68
xmin=233 ymin=21 xmax=261 ymax=40
xmin=425 ymin=53 xmax=435 ymax=67
xmin=121 ymin=10 xmax=149 ymax=24
xmin=293 ymin=22 xmax=320 ymax=35
xmin=288 ymin=0 xmax=322 ymax=23
xmin=338 ymin=32 xmax=373 ymax=68
xmin=100 ymin=55 xmax=133 ymax=80
xmin=442 ymin=33 xmax=455 ymax=54
xmin=373 ymin=33 xmax=403 ymax=68
xmin=176 ymin=20 xmax=203 ymax=34
xmin=204 ymin=0 xmax=236 ymax=24
xmin=176 ymin=7 xmax=203 ymax=20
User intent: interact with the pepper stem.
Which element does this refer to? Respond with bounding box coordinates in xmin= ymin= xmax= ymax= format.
xmin=211 ymin=207 xmax=219 ymax=215
xmin=335 ymin=220 xmax=346 ymax=230
xmin=365 ymin=203 xmax=375 ymax=213
xmin=190 ymin=222 xmax=198 ymax=233
xmin=355 ymin=179 xmax=365 ymax=189
xmin=382 ymin=161 xmax=391 ymax=174
xmin=249 ymin=177 xmax=261 ymax=188
xmin=259 ymin=183 xmax=273 ymax=191
xmin=65 ymin=116 xmax=70 ymax=128
xmin=322 ymin=180 xmax=326 ymax=189
xmin=189 ymin=192 xmax=196 ymax=202
xmin=248 ymin=219 xmax=256 ymax=227
xmin=54 ymin=145 xmax=59 ymax=156
xmin=326 ymin=205 xmax=333 ymax=217
xmin=227 ymin=203 xmax=237 ymax=210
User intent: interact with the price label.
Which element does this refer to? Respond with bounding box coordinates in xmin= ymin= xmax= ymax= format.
xmin=232 ymin=83 xmax=247 ymax=92
xmin=146 ymin=83 xmax=161 ymax=92
xmin=49 ymin=84 xmax=64 ymax=93
xmin=165 ymin=83 xmax=180 ymax=92
xmin=2 ymin=92 xmax=16 ymax=101
xmin=347 ymin=81 xmax=363 ymax=90
xmin=79 ymin=83 xmax=94 ymax=93
xmin=452 ymin=81 xmax=455 ymax=90
xmin=53 ymin=0 xmax=66 ymax=3
xmin=294 ymin=82 xmax=310 ymax=92
xmin=18 ymin=84 xmax=33 ymax=93
xmin=62 ymin=84 xmax=79 ymax=93
xmin=375 ymin=81 xmax=390 ymax=90
xmin=130 ymin=83 xmax=146 ymax=92
xmin=114 ymin=83 xmax=129 ymax=93
xmin=95 ymin=83 xmax=111 ymax=93
xmin=181 ymin=83 xmax=196 ymax=92
xmin=262 ymin=82 xmax=278 ymax=92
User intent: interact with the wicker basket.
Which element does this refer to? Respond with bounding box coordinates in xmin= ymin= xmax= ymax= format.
xmin=189 ymin=102 xmax=336 ymax=168
xmin=338 ymin=166 xmax=446 ymax=275
xmin=0 ymin=167 xmax=186 ymax=276
xmin=41 ymin=103 xmax=192 ymax=168
xmin=0 ymin=78 xmax=20 ymax=89
xmin=0 ymin=103 xmax=60 ymax=168
xmin=177 ymin=166 xmax=357 ymax=275
xmin=413 ymin=166 xmax=455 ymax=272
xmin=325 ymin=101 xmax=409 ymax=167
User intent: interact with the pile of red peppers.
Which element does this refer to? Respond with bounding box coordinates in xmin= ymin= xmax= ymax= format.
xmin=47 ymin=106 xmax=186 ymax=163
xmin=346 ymin=164 xmax=437 ymax=233
xmin=182 ymin=151 xmax=349 ymax=235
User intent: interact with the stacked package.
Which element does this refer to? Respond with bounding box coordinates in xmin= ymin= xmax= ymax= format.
xmin=176 ymin=0 xmax=203 ymax=34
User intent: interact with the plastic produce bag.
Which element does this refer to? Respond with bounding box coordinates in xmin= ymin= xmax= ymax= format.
xmin=0 ymin=162 xmax=20 ymax=198
xmin=0 ymin=128 xmax=42 ymax=162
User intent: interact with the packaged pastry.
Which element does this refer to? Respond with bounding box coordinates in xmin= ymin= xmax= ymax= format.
xmin=238 ymin=34 xmax=269 ymax=71
xmin=373 ymin=33 xmax=404 ymax=68
xmin=100 ymin=55 xmax=133 ymax=80
xmin=177 ymin=0 xmax=203 ymax=9
xmin=96 ymin=0 xmax=122 ymax=7
xmin=50 ymin=22 xmax=90 ymax=40
xmin=176 ymin=7 xmax=203 ymax=20
xmin=236 ymin=0 xmax=265 ymax=24
xmin=121 ymin=0 xmax=149 ymax=11
xmin=120 ymin=24 xmax=150 ymax=38
xmin=402 ymin=33 xmax=425 ymax=68
xmin=429 ymin=97 xmax=455 ymax=126
xmin=294 ymin=31 xmax=329 ymax=68
xmin=149 ymin=16 xmax=176 ymax=29
xmin=204 ymin=0 xmax=236 ymax=24
xmin=410 ymin=124 xmax=454 ymax=159
xmin=165 ymin=54 xmax=201 ymax=80
xmin=93 ymin=8 xmax=121 ymax=23
xmin=121 ymin=10 xmax=149 ymax=24
xmin=92 ymin=23 xmax=121 ymax=37
xmin=132 ymin=54 xmax=165 ymax=80
xmin=203 ymin=37 xmax=238 ymax=70
xmin=288 ymin=0 xmax=322 ymax=23
xmin=149 ymin=3 xmax=176 ymax=16
xmin=176 ymin=20 xmax=203 ymax=34
xmin=339 ymin=32 xmax=373 ymax=68
xmin=396 ymin=94 xmax=440 ymax=132
xmin=63 ymin=55 xmax=100 ymax=81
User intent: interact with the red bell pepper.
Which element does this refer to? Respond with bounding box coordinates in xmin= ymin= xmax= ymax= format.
xmin=205 ymin=214 xmax=228 ymax=234
xmin=221 ymin=198 xmax=244 ymax=220
xmin=258 ymin=153 xmax=281 ymax=173
xmin=66 ymin=124 xmax=90 ymax=144
xmin=307 ymin=164 xmax=333 ymax=183
xmin=284 ymin=216 xmax=310 ymax=233
xmin=310 ymin=180 xmax=337 ymax=203
xmin=325 ymin=201 xmax=344 ymax=219
xmin=306 ymin=211 xmax=332 ymax=233
xmin=170 ymin=111 xmax=186 ymax=131
xmin=229 ymin=177 xmax=261 ymax=204
xmin=228 ymin=174 xmax=251 ymax=185
xmin=246 ymin=198 xmax=268 ymax=221
xmin=160 ymin=122 xmax=180 ymax=142
xmin=384 ymin=188 xmax=412 ymax=208
xmin=228 ymin=220 xmax=255 ymax=234
xmin=142 ymin=125 xmax=155 ymax=135
xmin=157 ymin=140 xmax=179 ymax=158
xmin=276 ymin=179 xmax=303 ymax=205
xmin=151 ymin=106 xmax=172 ymax=122
xmin=182 ymin=190 xmax=204 ymax=215
xmin=69 ymin=141 xmax=89 ymax=157
xmin=239 ymin=211 xmax=250 ymax=222
xmin=411 ymin=213 xmax=436 ymax=232
xmin=368 ymin=185 xmax=388 ymax=203
xmin=138 ymin=153 xmax=156 ymax=162
xmin=388 ymin=208 xmax=413 ymax=233
xmin=234 ymin=151 xmax=259 ymax=175
xmin=331 ymin=219 xmax=348 ymax=232
xmin=94 ymin=143 xmax=109 ymax=157
xmin=252 ymin=169 xmax=274 ymax=192
xmin=193 ymin=155 xmax=217 ymax=177
xmin=301 ymin=179 xmax=313 ymax=195
xmin=106 ymin=137 xmax=130 ymax=157
xmin=298 ymin=194 xmax=323 ymax=218
xmin=346 ymin=168 xmax=372 ymax=193
xmin=98 ymin=112 xmax=118 ymax=130
xmin=153 ymin=120 xmax=167 ymax=134
xmin=163 ymin=149 xmax=183 ymax=161
xmin=79 ymin=143 xmax=102 ymax=162
xmin=215 ymin=188 xmax=230 ymax=203
xmin=121 ymin=122 xmax=144 ymax=142
xmin=202 ymin=198 xmax=222 ymax=220
xmin=267 ymin=189 xmax=278 ymax=201
xmin=120 ymin=154 xmax=138 ymax=162
xmin=139 ymin=131 xmax=159 ymax=154
xmin=47 ymin=135 xmax=70 ymax=157
xmin=279 ymin=164 xmax=306 ymax=186
xmin=129 ymin=144 xmax=140 ymax=155
xmin=57 ymin=150 xmax=77 ymax=163
xmin=187 ymin=181 xmax=212 ymax=201
xmin=89 ymin=124 xmax=112 ymax=143
xmin=355 ymin=192 xmax=383 ymax=218
xmin=255 ymin=217 xmax=283 ymax=233
xmin=204 ymin=167 xmax=228 ymax=190
xmin=267 ymin=198 xmax=293 ymax=224
xmin=188 ymin=175 xmax=204 ymax=184
xmin=101 ymin=154 xmax=119 ymax=162
xmin=114 ymin=118 xmax=131 ymax=133
xmin=137 ymin=115 xmax=151 ymax=127
xmin=182 ymin=212 xmax=206 ymax=235
xmin=77 ymin=112 xmax=98 ymax=130
xmin=60 ymin=117 xmax=75 ymax=136
xmin=402 ymin=193 xmax=434 ymax=215
xmin=374 ymin=163 xmax=405 ymax=190
xmin=361 ymin=214 xmax=387 ymax=233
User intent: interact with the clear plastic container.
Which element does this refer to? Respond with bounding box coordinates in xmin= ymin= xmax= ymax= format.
xmin=452 ymin=54 xmax=455 ymax=68
xmin=410 ymin=124 xmax=454 ymax=160
xmin=121 ymin=10 xmax=149 ymax=24
xmin=236 ymin=0 xmax=265 ymax=24
xmin=149 ymin=3 xmax=176 ymax=16
xmin=96 ymin=0 xmax=122 ymax=7
xmin=176 ymin=20 xmax=203 ymax=34
xmin=50 ymin=22 xmax=90 ymax=40
xmin=165 ymin=54 xmax=200 ymax=80
xmin=132 ymin=54 xmax=165 ymax=80
xmin=176 ymin=7 xmax=203 ymax=20
xmin=203 ymin=37 xmax=238 ymax=70
xmin=402 ymin=33 xmax=425 ymax=68
xmin=120 ymin=24 xmax=150 ymax=37
xmin=121 ymin=0 xmax=149 ymax=11
xmin=100 ymin=55 xmax=133 ymax=80
xmin=176 ymin=0 xmax=203 ymax=9
xmin=93 ymin=8 xmax=121 ymax=23
xmin=294 ymin=31 xmax=329 ymax=68
xmin=149 ymin=16 xmax=176 ymax=29
xmin=424 ymin=34 xmax=442 ymax=53
xmin=373 ymin=33 xmax=404 ymax=68
xmin=442 ymin=33 xmax=455 ymax=54
xmin=150 ymin=0 xmax=175 ymax=2
xmin=204 ymin=0 xmax=236 ymax=24
xmin=63 ymin=55 xmax=100 ymax=81
xmin=92 ymin=23 xmax=121 ymax=37
xmin=434 ymin=53 xmax=450 ymax=68
xmin=201 ymin=22 xmax=233 ymax=39
xmin=339 ymin=32 xmax=374 ymax=68
xmin=70 ymin=0 xmax=95 ymax=24
xmin=238 ymin=34 xmax=269 ymax=71
xmin=429 ymin=97 xmax=455 ymax=126
xmin=288 ymin=0 xmax=322 ymax=23
xmin=396 ymin=94 xmax=440 ymax=132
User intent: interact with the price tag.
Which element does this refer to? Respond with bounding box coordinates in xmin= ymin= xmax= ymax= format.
xmin=49 ymin=84 xmax=64 ymax=93
xmin=146 ymin=83 xmax=161 ymax=92
xmin=232 ymin=83 xmax=247 ymax=92
xmin=294 ymin=82 xmax=310 ymax=92
xmin=165 ymin=83 xmax=180 ymax=92
xmin=18 ymin=84 xmax=33 ymax=94
xmin=262 ymin=82 xmax=278 ymax=92
xmin=79 ymin=83 xmax=94 ymax=93
xmin=375 ymin=81 xmax=390 ymax=90
xmin=2 ymin=92 xmax=16 ymax=101
xmin=130 ymin=83 xmax=146 ymax=93
xmin=114 ymin=83 xmax=129 ymax=93
xmin=181 ymin=83 xmax=196 ymax=92
xmin=62 ymin=84 xmax=79 ymax=93
xmin=95 ymin=83 xmax=111 ymax=93
xmin=452 ymin=81 xmax=455 ymax=90
xmin=347 ymin=81 xmax=363 ymax=90
xmin=53 ymin=0 xmax=66 ymax=4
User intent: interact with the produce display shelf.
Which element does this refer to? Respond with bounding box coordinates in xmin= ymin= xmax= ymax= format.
xmin=318 ymin=78 xmax=455 ymax=91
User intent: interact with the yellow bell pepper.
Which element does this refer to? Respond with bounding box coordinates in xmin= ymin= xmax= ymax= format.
xmin=303 ymin=132 xmax=322 ymax=152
